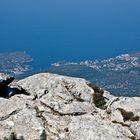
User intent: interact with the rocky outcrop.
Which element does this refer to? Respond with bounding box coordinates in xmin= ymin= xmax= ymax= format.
xmin=0 ymin=73 xmax=140 ymax=140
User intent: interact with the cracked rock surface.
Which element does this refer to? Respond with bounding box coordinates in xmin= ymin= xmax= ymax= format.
xmin=0 ymin=73 xmax=140 ymax=140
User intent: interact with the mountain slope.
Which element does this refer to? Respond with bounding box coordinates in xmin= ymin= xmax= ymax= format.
xmin=0 ymin=73 xmax=140 ymax=139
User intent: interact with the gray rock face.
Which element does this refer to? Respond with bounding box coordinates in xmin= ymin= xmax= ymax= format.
xmin=0 ymin=73 xmax=140 ymax=140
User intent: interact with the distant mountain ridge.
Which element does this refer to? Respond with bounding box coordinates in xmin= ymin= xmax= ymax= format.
xmin=48 ymin=51 xmax=140 ymax=96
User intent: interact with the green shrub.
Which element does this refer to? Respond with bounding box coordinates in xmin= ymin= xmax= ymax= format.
xmin=117 ymin=108 xmax=139 ymax=122
xmin=88 ymin=83 xmax=106 ymax=109
xmin=4 ymin=132 xmax=25 ymax=140
xmin=40 ymin=130 xmax=47 ymax=140
xmin=4 ymin=130 xmax=47 ymax=140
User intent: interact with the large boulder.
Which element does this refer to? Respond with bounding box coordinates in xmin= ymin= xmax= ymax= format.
xmin=0 ymin=73 xmax=139 ymax=139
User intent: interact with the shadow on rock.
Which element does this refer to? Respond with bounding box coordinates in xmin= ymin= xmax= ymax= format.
xmin=0 ymin=73 xmax=30 ymax=98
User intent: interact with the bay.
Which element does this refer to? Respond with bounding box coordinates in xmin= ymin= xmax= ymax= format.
xmin=0 ymin=0 xmax=140 ymax=70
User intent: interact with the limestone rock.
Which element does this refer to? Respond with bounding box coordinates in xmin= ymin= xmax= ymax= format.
xmin=0 ymin=73 xmax=139 ymax=140
xmin=130 ymin=122 xmax=140 ymax=139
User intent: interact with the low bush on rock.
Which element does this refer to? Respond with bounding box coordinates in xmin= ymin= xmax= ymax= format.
xmin=3 ymin=130 xmax=47 ymax=140
xmin=4 ymin=132 xmax=24 ymax=140
xmin=88 ymin=83 xmax=107 ymax=109
xmin=117 ymin=108 xmax=140 ymax=122
xmin=40 ymin=130 xmax=47 ymax=140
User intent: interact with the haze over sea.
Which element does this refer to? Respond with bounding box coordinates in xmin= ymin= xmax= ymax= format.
xmin=0 ymin=0 xmax=140 ymax=70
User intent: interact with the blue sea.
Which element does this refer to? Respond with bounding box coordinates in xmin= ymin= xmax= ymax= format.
xmin=0 ymin=0 xmax=140 ymax=70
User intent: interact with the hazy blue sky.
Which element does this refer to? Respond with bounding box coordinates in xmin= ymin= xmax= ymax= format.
xmin=0 ymin=0 xmax=140 ymax=68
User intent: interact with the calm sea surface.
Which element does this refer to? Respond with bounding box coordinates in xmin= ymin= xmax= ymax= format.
xmin=0 ymin=0 xmax=140 ymax=70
